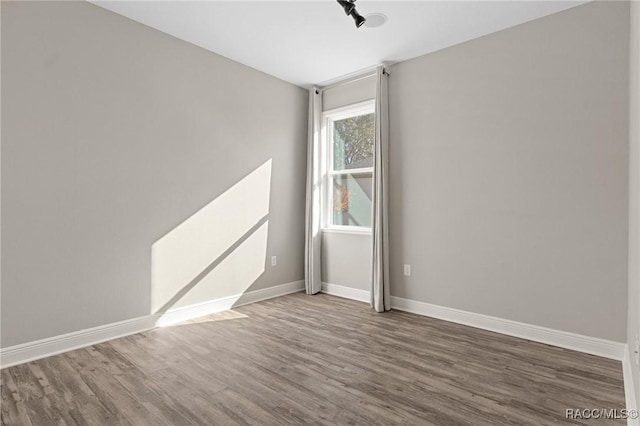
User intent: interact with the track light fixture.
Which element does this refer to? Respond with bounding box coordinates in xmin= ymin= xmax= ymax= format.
xmin=337 ymin=0 xmax=356 ymax=16
xmin=350 ymin=9 xmax=366 ymax=28
xmin=336 ymin=0 xmax=366 ymax=28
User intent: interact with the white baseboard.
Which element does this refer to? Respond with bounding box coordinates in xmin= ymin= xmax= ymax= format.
xmin=155 ymin=280 xmax=304 ymax=327
xmin=321 ymin=282 xmax=370 ymax=303
xmin=390 ymin=296 xmax=625 ymax=361
xmin=154 ymin=295 xmax=241 ymax=327
xmin=320 ymin=283 xmax=625 ymax=361
xmin=233 ymin=280 xmax=305 ymax=307
xmin=0 ymin=315 xmax=155 ymax=369
xmin=623 ymin=345 xmax=640 ymax=426
xmin=0 ymin=280 xmax=304 ymax=369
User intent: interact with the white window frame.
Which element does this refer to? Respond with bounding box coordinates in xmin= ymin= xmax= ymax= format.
xmin=321 ymin=99 xmax=375 ymax=233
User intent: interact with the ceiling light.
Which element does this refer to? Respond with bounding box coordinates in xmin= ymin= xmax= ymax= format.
xmin=364 ymin=13 xmax=387 ymax=28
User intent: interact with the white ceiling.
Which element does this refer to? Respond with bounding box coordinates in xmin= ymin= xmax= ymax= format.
xmin=91 ymin=0 xmax=585 ymax=88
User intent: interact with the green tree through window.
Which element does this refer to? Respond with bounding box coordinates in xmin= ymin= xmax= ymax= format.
xmin=333 ymin=113 xmax=375 ymax=170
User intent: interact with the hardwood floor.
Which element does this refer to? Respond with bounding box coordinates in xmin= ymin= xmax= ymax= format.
xmin=1 ymin=293 xmax=626 ymax=425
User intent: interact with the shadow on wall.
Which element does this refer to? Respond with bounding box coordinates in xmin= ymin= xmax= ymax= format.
xmin=151 ymin=160 xmax=272 ymax=326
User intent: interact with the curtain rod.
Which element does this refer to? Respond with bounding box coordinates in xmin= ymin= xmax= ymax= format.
xmin=316 ymin=67 xmax=390 ymax=94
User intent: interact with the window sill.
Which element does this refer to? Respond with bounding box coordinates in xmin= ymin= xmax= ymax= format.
xmin=321 ymin=227 xmax=372 ymax=236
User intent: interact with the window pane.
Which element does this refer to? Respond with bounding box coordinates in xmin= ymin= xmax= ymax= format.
xmin=332 ymin=174 xmax=372 ymax=227
xmin=333 ymin=113 xmax=374 ymax=171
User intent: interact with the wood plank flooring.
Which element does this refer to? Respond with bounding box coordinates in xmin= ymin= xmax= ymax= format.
xmin=1 ymin=293 xmax=626 ymax=425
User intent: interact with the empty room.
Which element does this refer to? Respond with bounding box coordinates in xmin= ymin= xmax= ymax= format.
xmin=1 ymin=0 xmax=639 ymax=424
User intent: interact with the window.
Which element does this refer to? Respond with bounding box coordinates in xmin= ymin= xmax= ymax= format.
xmin=322 ymin=100 xmax=375 ymax=231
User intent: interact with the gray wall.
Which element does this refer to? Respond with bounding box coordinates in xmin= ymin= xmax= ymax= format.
xmin=627 ymin=0 xmax=640 ymax=405
xmin=323 ymin=76 xmax=376 ymax=112
xmin=322 ymin=231 xmax=370 ymax=291
xmin=1 ymin=1 xmax=308 ymax=347
xmin=388 ymin=1 xmax=629 ymax=342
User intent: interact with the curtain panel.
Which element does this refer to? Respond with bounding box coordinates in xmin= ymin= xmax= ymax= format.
xmin=304 ymin=88 xmax=322 ymax=295
xmin=371 ymin=66 xmax=391 ymax=312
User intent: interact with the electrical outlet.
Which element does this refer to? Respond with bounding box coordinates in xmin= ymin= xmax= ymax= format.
xmin=271 ymin=256 xmax=277 ymax=267
xmin=403 ymin=264 xmax=411 ymax=277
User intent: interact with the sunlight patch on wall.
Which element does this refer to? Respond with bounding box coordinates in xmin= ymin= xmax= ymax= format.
xmin=169 ymin=220 xmax=269 ymax=309
xmin=151 ymin=160 xmax=272 ymax=314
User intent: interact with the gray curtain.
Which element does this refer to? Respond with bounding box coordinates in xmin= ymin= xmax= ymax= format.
xmin=371 ymin=66 xmax=391 ymax=312
xmin=305 ymin=88 xmax=322 ymax=294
